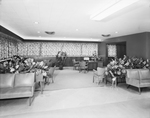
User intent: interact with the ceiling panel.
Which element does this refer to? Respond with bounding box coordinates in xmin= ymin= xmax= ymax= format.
xmin=0 ymin=0 xmax=150 ymax=41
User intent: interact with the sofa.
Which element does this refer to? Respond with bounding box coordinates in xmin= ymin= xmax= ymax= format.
xmin=0 ymin=73 xmax=35 ymax=106
xmin=126 ymin=69 xmax=150 ymax=94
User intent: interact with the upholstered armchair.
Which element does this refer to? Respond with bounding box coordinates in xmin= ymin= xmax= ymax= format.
xmin=93 ymin=67 xmax=105 ymax=85
xmin=46 ymin=66 xmax=56 ymax=84
xmin=126 ymin=69 xmax=150 ymax=94
xmin=79 ymin=61 xmax=88 ymax=73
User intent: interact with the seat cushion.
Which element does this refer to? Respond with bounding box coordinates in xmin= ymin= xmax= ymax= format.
xmin=14 ymin=73 xmax=35 ymax=87
xmin=0 ymin=87 xmax=33 ymax=99
xmin=0 ymin=74 xmax=15 ymax=88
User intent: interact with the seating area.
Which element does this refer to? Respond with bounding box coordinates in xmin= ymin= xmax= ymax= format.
xmin=0 ymin=55 xmax=150 ymax=105
xmin=0 ymin=73 xmax=35 ymax=106
xmin=126 ymin=69 xmax=150 ymax=94
xmin=0 ymin=66 xmax=150 ymax=118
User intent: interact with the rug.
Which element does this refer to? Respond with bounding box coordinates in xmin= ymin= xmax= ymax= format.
xmin=36 ymin=67 xmax=104 ymax=91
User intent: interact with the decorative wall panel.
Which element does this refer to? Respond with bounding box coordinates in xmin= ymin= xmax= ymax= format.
xmin=107 ymin=44 xmax=117 ymax=57
xmin=27 ymin=42 xmax=40 ymax=56
xmin=17 ymin=43 xmax=28 ymax=56
xmin=0 ymin=32 xmax=18 ymax=59
xmin=18 ymin=42 xmax=40 ymax=56
xmin=0 ymin=33 xmax=98 ymax=58
xmin=81 ymin=43 xmax=98 ymax=56
xmin=62 ymin=43 xmax=81 ymax=56
xmin=41 ymin=42 xmax=62 ymax=56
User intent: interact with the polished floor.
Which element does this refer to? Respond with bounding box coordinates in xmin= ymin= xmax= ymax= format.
xmin=0 ymin=67 xmax=150 ymax=118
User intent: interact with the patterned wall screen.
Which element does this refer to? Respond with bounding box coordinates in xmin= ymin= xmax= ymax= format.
xmin=17 ymin=42 xmax=98 ymax=57
xmin=18 ymin=42 xmax=40 ymax=56
xmin=62 ymin=43 xmax=81 ymax=56
xmin=0 ymin=32 xmax=18 ymax=59
xmin=27 ymin=42 xmax=40 ymax=56
xmin=107 ymin=44 xmax=117 ymax=57
xmin=0 ymin=33 xmax=98 ymax=58
xmin=8 ymin=41 xmax=17 ymax=57
xmin=41 ymin=42 xmax=62 ymax=56
xmin=81 ymin=43 xmax=98 ymax=56
xmin=17 ymin=43 xmax=28 ymax=56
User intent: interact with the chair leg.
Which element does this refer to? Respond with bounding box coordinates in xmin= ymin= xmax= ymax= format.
xmin=115 ymin=79 xmax=117 ymax=87
xmin=138 ymin=88 xmax=141 ymax=94
xmin=29 ymin=97 xmax=33 ymax=106
xmin=98 ymin=80 xmax=101 ymax=85
xmin=46 ymin=77 xmax=50 ymax=85
xmin=93 ymin=76 xmax=94 ymax=83
xmin=52 ymin=76 xmax=54 ymax=83
xmin=127 ymin=85 xmax=130 ymax=89
xmin=105 ymin=77 xmax=107 ymax=85
xmin=112 ymin=77 xmax=116 ymax=88
xmin=40 ymin=81 xmax=44 ymax=94
xmin=84 ymin=69 xmax=87 ymax=73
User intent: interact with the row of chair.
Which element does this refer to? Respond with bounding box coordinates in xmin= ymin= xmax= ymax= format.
xmin=35 ymin=66 xmax=56 ymax=94
xmin=92 ymin=67 xmax=150 ymax=94
xmin=72 ymin=59 xmax=88 ymax=73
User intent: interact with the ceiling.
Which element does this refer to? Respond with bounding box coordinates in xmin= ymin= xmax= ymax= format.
xmin=0 ymin=0 xmax=150 ymax=42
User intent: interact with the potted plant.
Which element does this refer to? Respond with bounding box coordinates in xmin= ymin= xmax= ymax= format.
xmin=56 ymin=51 xmax=67 ymax=70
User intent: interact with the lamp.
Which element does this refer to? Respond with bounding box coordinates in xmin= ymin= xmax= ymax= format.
xmin=84 ymin=57 xmax=89 ymax=61
xmin=90 ymin=0 xmax=139 ymax=21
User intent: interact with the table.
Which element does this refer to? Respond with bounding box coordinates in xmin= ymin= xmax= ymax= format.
xmin=88 ymin=61 xmax=98 ymax=70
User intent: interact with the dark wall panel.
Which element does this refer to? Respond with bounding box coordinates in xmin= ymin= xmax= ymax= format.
xmin=98 ymin=43 xmax=107 ymax=66
xmin=0 ymin=26 xmax=23 ymax=41
xmin=103 ymin=32 xmax=149 ymax=59
xmin=146 ymin=32 xmax=150 ymax=59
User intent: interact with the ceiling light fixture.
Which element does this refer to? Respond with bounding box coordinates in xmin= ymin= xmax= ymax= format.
xmin=45 ymin=31 xmax=55 ymax=35
xmin=102 ymin=34 xmax=111 ymax=37
xmin=91 ymin=0 xmax=139 ymax=21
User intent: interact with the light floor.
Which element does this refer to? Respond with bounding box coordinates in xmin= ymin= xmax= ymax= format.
xmin=0 ymin=67 xmax=150 ymax=118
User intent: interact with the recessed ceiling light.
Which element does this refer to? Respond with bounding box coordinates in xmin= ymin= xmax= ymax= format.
xmin=76 ymin=29 xmax=78 ymax=31
xmin=115 ymin=31 xmax=118 ymax=33
xmin=37 ymin=31 xmax=40 ymax=33
xmin=34 ymin=22 xmax=39 ymax=24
